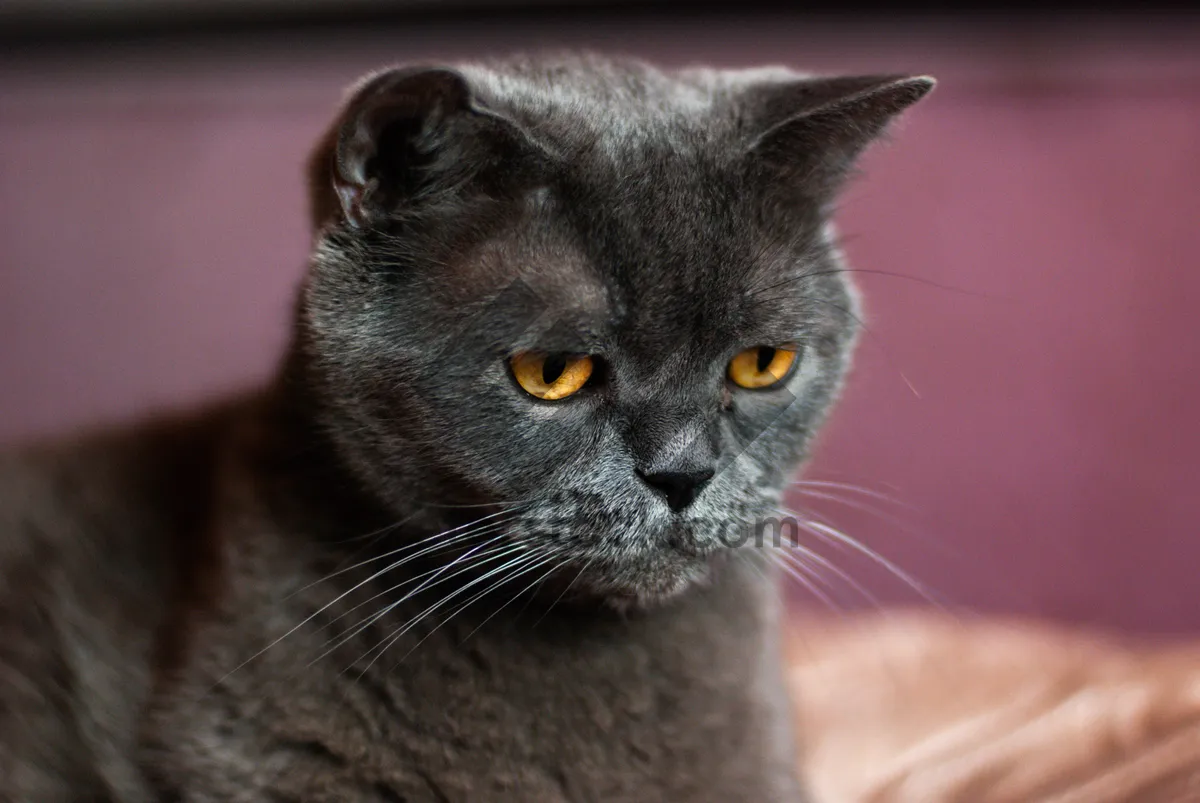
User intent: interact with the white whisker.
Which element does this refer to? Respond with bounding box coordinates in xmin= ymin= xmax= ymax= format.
xmin=780 ymin=509 xmax=943 ymax=607
xmin=456 ymin=552 xmax=569 ymax=646
xmin=790 ymin=479 xmax=908 ymax=508
xmin=766 ymin=549 xmax=840 ymax=612
xmin=531 ymin=556 xmax=593 ymax=629
xmin=349 ymin=549 xmax=552 ymax=678
xmin=311 ymin=532 xmax=524 ymax=644
xmin=312 ymin=539 xmax=536 ymax=667
xmin=209 ymin=512 xmax=523 ymax=689
xmin=777 ymin=540 xmax=882 ymax=610
xmin=295 ymin=507 xmax=524 ymax=594
xmin=383 ymin=551 xmax=568 ymax=669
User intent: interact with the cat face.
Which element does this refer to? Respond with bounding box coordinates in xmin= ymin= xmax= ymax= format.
xmin=300 ymin=56 xmax=932 ymax=606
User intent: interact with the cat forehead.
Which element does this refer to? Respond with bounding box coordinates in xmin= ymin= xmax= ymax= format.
xmin=459 ymin=58 xmax=777 ymax=156
xmin=463 ymin=226 xmax=611 ymax=322
xmin=451 ymin=195 xmax=824 ymax=355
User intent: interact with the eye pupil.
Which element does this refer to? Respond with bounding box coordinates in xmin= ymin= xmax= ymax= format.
xmin=727 ymin=344 xmax=799 ymax=390
xmin=542 ymin=353 xmax=567 ymax=384
xmin=756 ymin=346 xmax=775 ymax=373
xmin=512 ymin=352 xmax=594 ymax=400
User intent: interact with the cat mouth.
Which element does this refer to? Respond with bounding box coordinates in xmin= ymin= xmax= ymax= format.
xmin=541 ymin=538 xmax=723 ymax=610
xmin=488 ymin=498 xmax=750 ymax=607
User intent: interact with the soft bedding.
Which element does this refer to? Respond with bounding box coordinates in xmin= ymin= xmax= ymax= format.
xmin=786 ymin=610 xmax=1200 ymax=802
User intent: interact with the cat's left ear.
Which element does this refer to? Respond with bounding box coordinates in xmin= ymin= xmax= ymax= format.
xmin=307 ymin=66 xmax=551 ymax=231
xmin=742 ymin=74 xmax=935 ymax=201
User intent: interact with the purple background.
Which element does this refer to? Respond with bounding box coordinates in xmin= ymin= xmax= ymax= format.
xmin=3 ymin=17 xmax=1199 ymax=634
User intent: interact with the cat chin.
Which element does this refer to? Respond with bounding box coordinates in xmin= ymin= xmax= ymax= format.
xmin=573 ymin=557 xmax=719 ymax=614
xmin=599 ymin=580 xmax=704 ymax=614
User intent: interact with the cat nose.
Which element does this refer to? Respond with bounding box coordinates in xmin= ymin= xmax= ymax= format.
xmin=636 ymin=468 xmax=715 ymax=513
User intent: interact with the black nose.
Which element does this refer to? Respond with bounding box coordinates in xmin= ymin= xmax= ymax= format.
xmin=636 ymin=468 xmax=715 ymax=513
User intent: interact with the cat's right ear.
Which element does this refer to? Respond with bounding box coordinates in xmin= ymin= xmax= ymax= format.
xmin=307 ymin=67 xmax=548 ymax=231
xmin=741 ymin=73 xmax=936 ymax=204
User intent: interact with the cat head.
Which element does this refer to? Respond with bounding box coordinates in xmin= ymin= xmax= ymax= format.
xmin=297 ymin=54 xmax=933 ymax=607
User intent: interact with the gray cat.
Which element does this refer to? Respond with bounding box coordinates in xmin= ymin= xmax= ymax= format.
xmin=0 ymin=53 xmax=932 ymax=801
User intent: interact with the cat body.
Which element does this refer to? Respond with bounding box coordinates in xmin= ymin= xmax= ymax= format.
xmin=0 ymin=54 xmax=932 ymax=801
xmin=1 ymin=399 xmax=798 ymax=801
xmin=147 ymin=402 xmax=801 ymax=801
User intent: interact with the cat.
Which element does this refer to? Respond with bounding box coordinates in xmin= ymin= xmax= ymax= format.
xmin=786 ymin=610 xmax=1200 ymax=802
xmin=0 ymin=53 xmax=933 ymax=801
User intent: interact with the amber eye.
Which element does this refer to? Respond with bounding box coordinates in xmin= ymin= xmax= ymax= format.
xmin=728 ymin=345 xmax=799 ymax=389
xmin=510 ymin=352 xmax=595 ymax=400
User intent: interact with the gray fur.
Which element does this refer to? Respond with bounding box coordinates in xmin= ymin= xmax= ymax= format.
xmin=0 ymin=53 xmax=932 ymax=801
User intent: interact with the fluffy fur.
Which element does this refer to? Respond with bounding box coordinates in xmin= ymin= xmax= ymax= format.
xmin=0 ymin=53 xmax=932 ymax=801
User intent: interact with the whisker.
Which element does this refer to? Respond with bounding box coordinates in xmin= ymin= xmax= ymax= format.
xmin=375 ymin=552 xmax=558 ymax=672
xmin=300 ymin=506 xmax=525 ymax=591
xmin=779 ymin=508 xmax=944 ymax=608
xmin=311 ymin=529 xmax=520 ymax=639
xmin=380 ymin=523 xmax=532 ymax=608
xmin=791 ymin=485 xmax=967 ymax=570
xmin=324 ymin=499 xmax=529 ymax=572
xmin=350 ymin=550 xmax=553 ymax=678
xmin=286 ymin=521 xmax=512 ymax=644
xmin=794 ymin=469 xmax=904 ymax=493
xmin=285 ymin=506 xmax=525 ymax=600
xmin=791 ymin=488 xmax=925 ymax=540
xmin=455 ymin=553 xmax=569 ymax=647
xmin=765 ymin=549 xmax=841 ymax=612
xmin=508 ymin=559 xmax=555 ymax=623
xmin=776 ymin=540 xmax=883 ymax=610
xmin=209 ymin=513 xmax=523 ymax=689
xmin=531 ymin=556 xmax=593 ymax=629
xmin=791 ymin=479 xmax=909 ymax=508
xmin=415 ymin=498 xmax=532 ymax=510
xmin=312 ymin=539 xmax=536 ymax=667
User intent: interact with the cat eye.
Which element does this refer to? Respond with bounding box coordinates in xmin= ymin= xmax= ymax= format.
xmin=510 ymin=351 xmax=595 ymax=400
xmin=727 ymin=345 xmax=799 ymax=389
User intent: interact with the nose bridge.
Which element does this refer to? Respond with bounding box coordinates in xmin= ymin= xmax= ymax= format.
xmin=613 ymin=321 xmax=726 ymax=474
xmin=626 ymin=396 xmax=719 ymax=475
xmin=625 ymin=396 xmax=720 ymax=513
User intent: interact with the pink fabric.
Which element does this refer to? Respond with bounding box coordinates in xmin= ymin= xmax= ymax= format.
xmin=2 ymin=22 xmax=1198 ymax=633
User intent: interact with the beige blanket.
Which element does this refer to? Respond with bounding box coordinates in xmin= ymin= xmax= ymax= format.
xmin=786 ymin=610 xmax=1200 ymax=803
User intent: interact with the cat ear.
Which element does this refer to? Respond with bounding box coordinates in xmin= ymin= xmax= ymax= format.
xmin=307 ymin=66 xmax=548 ymax=230
xmin=743 ymin=74 xmax=935 ymax=200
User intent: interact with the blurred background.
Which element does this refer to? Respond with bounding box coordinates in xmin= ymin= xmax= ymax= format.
xmin=3 ymin=2 xmax=1198 ymax=635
